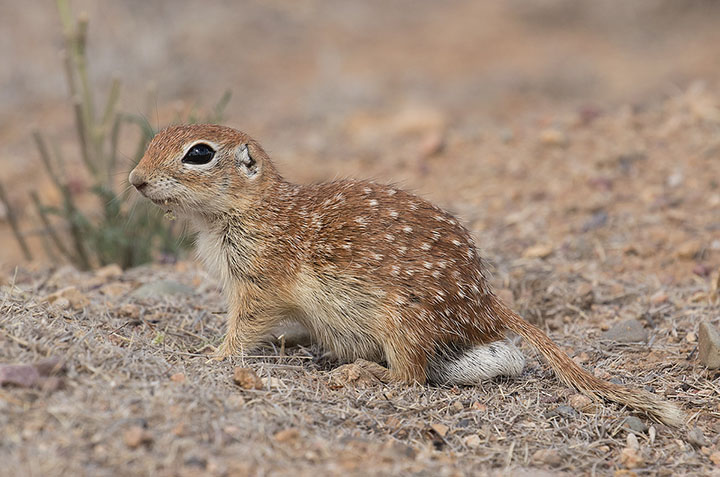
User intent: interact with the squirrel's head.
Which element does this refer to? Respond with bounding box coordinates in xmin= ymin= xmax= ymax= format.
xmin=129 ymin=124 xmax=276 ymax=218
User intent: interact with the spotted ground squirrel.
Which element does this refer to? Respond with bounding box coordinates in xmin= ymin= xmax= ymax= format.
xmin=129 ymin=124 xmax=683 ymax=426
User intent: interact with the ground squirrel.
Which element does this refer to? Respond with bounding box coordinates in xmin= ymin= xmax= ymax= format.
xmin=129 ymin=124 xmax=683 ymax=426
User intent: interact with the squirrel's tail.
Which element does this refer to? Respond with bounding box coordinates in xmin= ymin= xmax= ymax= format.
xmin=493 ymin=300 xmax=684 ymax=427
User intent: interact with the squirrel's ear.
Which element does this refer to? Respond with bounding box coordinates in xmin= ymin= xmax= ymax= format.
xmin=236 ymin=144 xmax=258 ymax=177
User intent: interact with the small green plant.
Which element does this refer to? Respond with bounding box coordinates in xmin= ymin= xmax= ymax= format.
xmin=0 ymin=0 xmax=230 ymax=269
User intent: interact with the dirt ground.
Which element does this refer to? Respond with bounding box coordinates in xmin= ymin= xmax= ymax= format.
xmin=1 ymin=1 xmax=720 ymax=476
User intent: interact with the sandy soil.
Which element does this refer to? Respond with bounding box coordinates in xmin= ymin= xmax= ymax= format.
xmin=1 ymin=1 xmax=720 ymax=475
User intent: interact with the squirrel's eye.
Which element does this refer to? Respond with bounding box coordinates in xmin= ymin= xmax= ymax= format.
xmin=182 ymin=143 xmax=215 ymax=165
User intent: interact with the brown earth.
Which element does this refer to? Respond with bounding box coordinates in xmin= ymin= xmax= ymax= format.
xmin=1 ymin=1 xmax=720 ymax=475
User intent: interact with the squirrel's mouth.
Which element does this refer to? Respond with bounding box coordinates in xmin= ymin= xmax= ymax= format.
xmin=148 ymin=196 xmax=178 ymax=207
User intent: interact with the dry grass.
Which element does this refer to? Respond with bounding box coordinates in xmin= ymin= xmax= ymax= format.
xmin=0 ymin=253 xmax=717 ymax=476
xmin=2 ymin=87 xmax=720 ymax=475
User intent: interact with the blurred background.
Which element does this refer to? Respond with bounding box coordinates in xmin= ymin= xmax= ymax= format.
xmin=1 ymin=0 xmax=719 ymax=268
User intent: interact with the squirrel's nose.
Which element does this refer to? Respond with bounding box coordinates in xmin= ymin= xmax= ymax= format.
xmin=129 ymin=169 xmax=148 ymax=191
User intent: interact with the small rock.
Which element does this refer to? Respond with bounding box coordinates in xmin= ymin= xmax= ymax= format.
xmin=430 ymin=423 xmax=449 ymax=437
xmin=699 ymin=321 xmax=720 ymax=369
xmin=710 ymin=451 xmax=720 ymax=466
xmin=544 ymin=405 xmax=578 ymax=420
xmin=666 ymin=171 xmax=684 ymax=188
xmin=100 ymin=283 xmax=131 ymax=298
xmin=649 ymin=291 xmax=668 ymax=305
xmin=170 ymin=373 xmax=186 ymax=383
xmin=532 ymin=448 xmax=562 ymax=466
xmin=602 ymin=319 xmax=648 ymax=343
xmin=130 ymin=280 xmax=195 ymax=300
xmin=274 ymin=428 xmax=300 ymax=443
xmin=568 ymin=394 xmax=593 ymax=412
xmin=523 ymin=244 xmax=553 ymax=259
xmin=232 ymin=367 xmax=263 ymax=390
xmin=676 ymin=240 xmax=702 ymax=260
xmin=622 ymin=416 xmax=649 ymax=434
xmin=687 ymin=427 xmax=710 ymax=448
xmin=0 ymin=364 xmax=40 ymax=388
xmin=124 ymin=426 xmax=153 ymax=448
xmin=464 ymin=434 xmax=482 ymax=448
xmin=0 ymin=357 xmax=66 ymax=390
xmin=693 ymin=264 xmax=711 ymax=277
xmin=472 ymin=402 xmax=487 ymax=412
xmin=53 ymin=297 xmax=71 ymax=310
xmin=686 ymin=331 xmax=697 ymax=343
xmin=626 ymin=433 xmax=639 ymax=450
xmin=118 ymin=303 xmax=141 ymax=319
xmin=620 ymin=446 xmax=643 ymax=469
xmin=44 ymin=286 xmax=89 ymax=310
xmin=96 ymin=264 xmax=123 ymax=280
xmin=172 ymin=422 xmax=187 ymax=437
xmin=539 ymin=128 xmax=567 ymax=147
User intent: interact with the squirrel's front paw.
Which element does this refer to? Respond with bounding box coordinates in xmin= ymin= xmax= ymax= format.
xmin=208 ymin=340 xmax=238 ymax=362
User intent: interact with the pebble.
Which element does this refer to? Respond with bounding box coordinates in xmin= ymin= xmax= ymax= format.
xmin=0 ymin=364 xmax=40 ymax=388
xmin=523 ymin=244 xmax=553 ymax=259
xmin=544 ymin=405 xmax=578 ymax=420
xmin=622 ymin=416 xmax=648 ymax=434
xmin=124 ymin=426 xmax=153 ymax=448
xmin=539 ymin=128 xmax=568 ymax=147
xmin=568 ymin=394 xmax=593 ymax=412
xmin=170 ymin=373 xmax=186 ymax=383
xmin=118 ymin=303 xmax=141 ymax=319
xmin=676 ymin=240 xmax=701 ymax=260
xmin=44 ymin=286 xmax=89 ymax=310
xmin=430 ymin=423 xmax=449 ymax=437
xmin=602 ymin=319 xmax=648 ymax=343
xmin=95 ymin=264 xmax=123 ymax=280
xmin=232 ymin=367 xmax=264 ymax=390
xmin=687 ymin=427 xmax=710 ymax=448
xmin=532 ymin=448 xmax=562 ymax=466
xmin=699 ymin=321 xmax=720 ymax=369
xmin=274 ymin=428 xmax=300 ymax=443
xmin=649 ymin=291 xmax=668 ymax=305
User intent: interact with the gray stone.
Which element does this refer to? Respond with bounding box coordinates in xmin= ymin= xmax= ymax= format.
xmin=687 ymin=427 xmax=710 ymax=447
xmin=130 ymin=280 xmax=195 ymax=300
xmin=622 ymin=416 xmax=648 ymax=434
xmin=602 ymin=319 xmax=648 ymax=343
xmin=544 ymin=405 xmax=578 ymax=420
xmin=698 ymin=321 xmax=720 ymax=369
